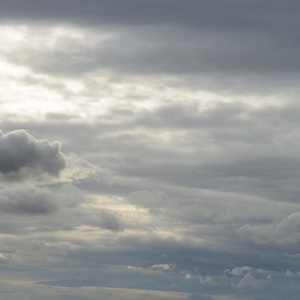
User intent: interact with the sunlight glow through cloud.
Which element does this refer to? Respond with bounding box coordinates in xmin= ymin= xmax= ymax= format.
xmin=0 ymin=1 xmax=300 ymax=299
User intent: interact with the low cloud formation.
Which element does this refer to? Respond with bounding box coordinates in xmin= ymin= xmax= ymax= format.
xmin=0 ymin=185 xmax=81 ymax=215
xmin=225 ymin=266 xmax=253 ymax=276
xmin=0 ymin=130 xmax=66 ymax=179
xmin=126 ymin=190 xmax=170 ymax=213
xmin=237 ymin=212 xmax=300 ymax=245
xmin=1 ymin=0 xmax=300 ymax=299
xmin=149 ymin=264 xmax=175 ymax=271
xmin=237 ymin=273 xmax=267 ymax=289
xmin=0 ymin=187 xmax=58 ymax=214
xmin=98 ymin=210 xmax=122 ymax=231
xmin=186 ymin=294 xmax=215 ymax=300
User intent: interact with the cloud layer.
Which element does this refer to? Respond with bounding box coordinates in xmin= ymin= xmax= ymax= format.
xmin=0 ymin=1 xmax=300 ymax=300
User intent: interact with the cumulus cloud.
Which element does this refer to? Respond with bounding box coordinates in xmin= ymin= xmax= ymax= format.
xmin=224 ymin=266 xmax=271 ymax=278
xmin=224 ymin=266 xmax=271 ymax=290
xmin=0 ymin=130 xmax=66 ymax=179
xmin=285 ymin=270 xmax=294 ymax=277
xmin=237 ymin=212 xmax=300 ymax=244
xmin=149 ymin=264 xmax=175 ymax=271
xmin=237 ymin=273 xmax=267 ymax=289
xmin=198 ymin=276 xmax=215 ymax=286
xmin=224 ymin=266 xmax=253 ymax=276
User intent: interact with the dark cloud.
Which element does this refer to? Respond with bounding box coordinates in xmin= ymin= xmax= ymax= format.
xmin=98 ymin=210 xmax=122 ymax=231
xmin=0 ymin=0 xmax=297 ymax=31
xmin=0 ymin=187 xmax=58 ymax=214
xmin=0 ymin=0 xmax=299 ymax=90
xmin=0 ymin=130 xmax=66 ymax=178
xmin=0 ymin=185 xmax=82 ymax=216
xmin=6 ymin=23 xmax=300 ymax=83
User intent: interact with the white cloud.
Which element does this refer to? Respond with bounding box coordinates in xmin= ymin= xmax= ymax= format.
xmin=150 ymin=264 xmax=175 ymax=271
xmin=224 ymin=266 xmax=252 ymax=276
xmin=285 ymin=270 xmax=294 ymax=277
xmin=237 ymin=273 xmax=267 ymax=289
xmin=199 ymin=276 xmax=215 ymax=286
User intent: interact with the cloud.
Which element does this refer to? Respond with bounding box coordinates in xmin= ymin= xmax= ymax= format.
xmin=0 ymin=130 xmax=66 ymax=179
xmin=224 ymin=266 xmax=271 ymax=278
xmin=237 ymin=273 xmax=267 ymax=289
xmin=125 ymin=190 xmax=170 ymax=213
xmin=285 ymin=270 xmax=294 ymax=278
xmin=237 ymin=212 xmax=300 ymax=245
xmin=0 ymin=185 xmax=81 ymax=215
xmin=224 ymin=266 xmax=252 ymax=276
xmin=223 ymin=266 xmax=272 ymax=291
xmin=284 ymin=252 xmax=300 ymax=258
xmin=150 ymin=264 xmax=175 ymax=271
xmin=198 ymin=276 xmax=215 ymax=286
xmin=98 ymin=210 xmax=122 ymax=231
xmin=1 ymin=1 xmax=300 ymax=299
xmin=1 ymin=6 xmax=300 ymax=95
xmin=0 ymin=186 xmax=58 ymax=214
xmin=186 ymin=294 xmax=215 ymax=300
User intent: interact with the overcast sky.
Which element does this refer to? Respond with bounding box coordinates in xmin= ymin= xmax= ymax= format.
xmin=0 ymin=1 xmax=300 ymax=299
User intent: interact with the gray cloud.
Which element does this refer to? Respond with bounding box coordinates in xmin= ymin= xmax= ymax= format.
xmin=98 ymin=210 xmax=122 ymax=231
xmin=126 ymin=190 xmax=170 ymax=214
xmin=5 ymin=23 xmax=299 ymax=85
xmin=0 ymin=0 xmax=297 ymax=33
xmin=0 ymin=187 xmax=58 ymax=214
xmin=0 ymin=130 xmax=66 ymax=179
xmin=0 ymin=185 xmax=82 ymax=216
xmin=186 ymin=295 xmax=215 ymax=300
xmin=0 ymin=0 xmax=299 ymax=96
xmin=237 ymin=212 xmax=300 ymax=245
xmin=0 ymin=1 xmax=300 ymax=299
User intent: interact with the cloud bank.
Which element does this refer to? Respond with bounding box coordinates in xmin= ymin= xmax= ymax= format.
xmin=0 ymin=1 xmax=300 ymax=300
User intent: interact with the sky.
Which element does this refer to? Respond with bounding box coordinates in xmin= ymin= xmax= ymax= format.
xmin=0 ymin=0 xmax=300 ymax=299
